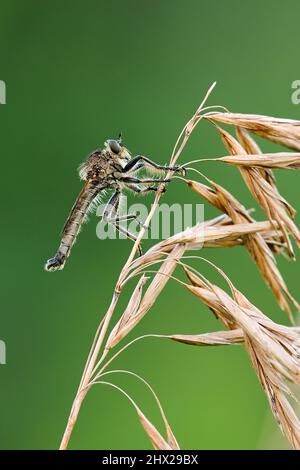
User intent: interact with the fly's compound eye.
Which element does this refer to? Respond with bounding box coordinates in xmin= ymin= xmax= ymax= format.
xmin=108 ymin=139 xmax=121 ymax=154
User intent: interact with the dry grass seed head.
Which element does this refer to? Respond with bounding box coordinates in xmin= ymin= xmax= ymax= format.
xmin=186 ymin=178 xmax=299 ymax=319
xmin=182 ymin=264 xmax=300 ymax=448
xmin=213 ymin=124 xmax=300 ymax=257
xmin=219 ymin=153 xmax=300 ymax=170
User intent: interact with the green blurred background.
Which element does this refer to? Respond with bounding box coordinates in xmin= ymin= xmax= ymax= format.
xmin=0 ymin=0 xmax=299 ymax=450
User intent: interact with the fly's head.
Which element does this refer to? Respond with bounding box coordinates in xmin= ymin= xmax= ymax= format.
xmin=104 ymin=133 xmax=131 ymax=163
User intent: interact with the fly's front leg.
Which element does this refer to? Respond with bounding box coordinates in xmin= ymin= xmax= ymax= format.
xmin=122 ymin=156 xmax=186 ymax=176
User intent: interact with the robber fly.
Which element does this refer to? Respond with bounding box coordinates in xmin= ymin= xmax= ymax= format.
xmin=45 ymin=135 xmax=184 ymax=272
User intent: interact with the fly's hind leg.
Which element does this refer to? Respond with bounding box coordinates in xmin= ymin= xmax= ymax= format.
xmin=102 ymin=190 xmax=143 ymax=255
xmin=102 ymin=190 xmax=145 ymax=228
xmin=127 ymin=183 xmax=160 ymax=195
xmin=114 ymin=223 xmax=143 ymax=256
xmin=121 ymin=177 xmax=170 ymax=196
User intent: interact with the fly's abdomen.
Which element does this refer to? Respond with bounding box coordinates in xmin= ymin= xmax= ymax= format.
xmin=45 ymin=180 xmax=101 ymax=272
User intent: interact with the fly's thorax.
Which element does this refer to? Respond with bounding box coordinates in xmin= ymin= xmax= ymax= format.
xmin=78 ymin=143 xmax=131 ymax=181
xmin=78 ymin=149 xmax=111 ymax=180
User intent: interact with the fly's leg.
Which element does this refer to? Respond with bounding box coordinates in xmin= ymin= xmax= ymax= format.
xmin=102 ymin=190 xmax=121 ymax=223
xmin=120 ymin=176 xmax=171 ymax=185
xmin=120 ymin=176 xmax=171 ymax=196
xmin=126 ymin=183 xmax=159 ymax=194
xmin=114 ymin=223 xmax=143 ymax=256
xmin=102 ymin=191 xmax=144 ymax=226
xmin=121 ymin=156 xmax=186 ymax=175
xmin=102 ymin=191 xmax=143 ymax=255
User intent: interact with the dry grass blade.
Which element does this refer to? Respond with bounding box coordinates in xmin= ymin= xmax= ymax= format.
xmin=186 ymin=178 xmax=300 ymax=319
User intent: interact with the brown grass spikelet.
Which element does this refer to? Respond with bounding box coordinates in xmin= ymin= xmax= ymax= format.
xmin=105 ymin=274 xmax=148 ymax=350
xmin=206 ymin=112 xmax=300 ymax=151
xmin=182 ymin=266 xmax=300 ymax=448
xmin=186 ymin=177 xmax=300 ymax=320
xmin=217 ymin=153 xmax=300 ymax=170
xmin=213 ymin=124 xmax=300 ymax=258
xmin=136 ymin=408 xmax=176 ymax=450
xmin=169 ymin=329 xmax=244 ymax=346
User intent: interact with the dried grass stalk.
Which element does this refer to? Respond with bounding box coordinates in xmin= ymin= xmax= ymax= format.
xmin=59 ymin=86 xmax=300 ymax=451
xmin=60 ymin=84 xmax=219 ymax=450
